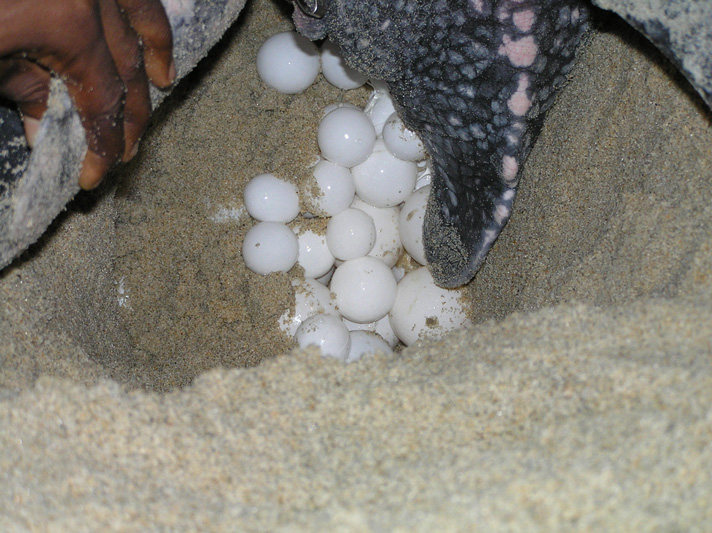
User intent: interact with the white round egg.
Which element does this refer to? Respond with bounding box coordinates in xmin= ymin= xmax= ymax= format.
xmin=322 ymin=102 xmax=362 ymax=117
xmin=296 ymin=229 xmax=335 ymax=279
xmin=242 ymin=221 xmax=299 ymax=275
xmin=303 ymin=159 xmax=355 ymax=217
xmin=243 ymin=173 xmax=299 ymax=223
xmin=279 ymin=278 xmax=338 ymax=337
xmin=296 ymin=314 xmax=351 ymax=360
xmin=320 ymin=40 xmax=368 ymax=90
xmin=343 ymin=315 xmax=399 ymax=349
xmin=346 ymin=331 xmax=393 ymax=363
xmin=351 ymin=139 xmax=418 ymax=208
xmin=382 ymin=113 xmax=427 ymax=162
xmin=351 ymin=198 xmax=403 ymax=268
xmin=315 ymin=265 xmax=335 ymax=286
xmin=398 ymin=184 xmax=430 ymax=266
xmin=330 ymin=256 xmax=397 ymax=323
xmin=256 ymin=32 xmax=320 ymax=94
xmin=389 ymin=267 xmax=472 ymax=346
xmin=415 ymin=162 xmax=433 ymax=190
xmin=326 ymin=208 xmax=376 ymax=261
xmin=363 ymin=85 xmax=397 ymax=136
xmin=318 ymin=107 xmax=376 ymax=168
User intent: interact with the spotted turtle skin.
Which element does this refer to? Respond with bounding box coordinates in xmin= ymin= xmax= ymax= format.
xmin=294 ymin=0 xmax=589 ymax=287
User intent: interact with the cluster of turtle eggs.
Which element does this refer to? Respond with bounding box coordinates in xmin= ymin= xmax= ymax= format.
xmin=240 ymin=31 xmax=471 ymax=362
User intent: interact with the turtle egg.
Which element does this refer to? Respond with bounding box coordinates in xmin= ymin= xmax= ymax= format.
xmin=415 ymin=162 xmax=433 ymax=190
xmin=347 ymin=331 xmax=393 ymax=363
xmin=296 ymin=229 xmax=335 ymax=279
xmin=342 ymin=315 xmax=399 ymax=349
xmin=322 ymin=103 xmax=362 ymax=117
xmin=320 ymin=40 xmax=368 ymax=90
xmin=256 ymin=32 xmax=320 ymax=94
xmin=382 ymin=113 xmax=427 ymax=162
xmin=304 ymin=160 xmax=355 ymax=217
xmin=244 ymin=173 xmax=299 ymax=223
xmin=330 ymin=256 xmax=397 ymax=323
xmin=318 ymin=107 xmax=376 ymax=168
xmin=279 ymin=278 xmax=338 ymax=337
xmin=389 ymin=267 xmax=472 ymax=346
xmin=351 ymin=198 xmax=403 ymax=268
xmin=326 ymin=208 xmax=376 ymax=261
xmin=242 ymin=221 xmax=298 ymax=275
xmin=398 ymin=184 xmax=430 ymax=266
xmin=315 ymin=265 xmax=335 ymax=286
xmin=351 ymin=139 xmax=418 ymax=208
xmin=363 ymin=86 xmax=397 ymax=136
xmin=296 ymin=314 xmax=351 ymax=360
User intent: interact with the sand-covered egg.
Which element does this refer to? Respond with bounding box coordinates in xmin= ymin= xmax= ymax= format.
xmin=279 ymin=278 xmax=338 ymax=337
xmin=242 ymin=221 xmax=299 ymax=275
xmin=296 ymin=314 xmax=351 ymax=360
xmin=398 ymin=184 xmax=430 ymax=266
xmin=389 ymin=267 xmax=471 ymax=346
xmin=347 ymin=330 xmax=393 ymax=362
xmin=303 ymin=159 xmax=355 ymax=217
xmin=343 ymin=315 xmax=399 ymax=349
xmin=256 ymin=32 xmax=320 ymax=94
xmin=244 ymin=173 xmax=299 ymax=223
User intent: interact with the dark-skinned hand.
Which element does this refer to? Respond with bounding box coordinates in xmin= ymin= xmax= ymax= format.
xmin=0 ymin=0 xmax=174 ymax=189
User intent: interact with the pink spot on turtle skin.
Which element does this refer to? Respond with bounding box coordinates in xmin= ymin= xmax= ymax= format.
xmin=494 ymin=203 xmax=511 ymax=225
xmin=512 ymin=9 xmax=535 ymax=32
xmin=507 ymin=73 xmax=532 ymax=116
xmin=470 ymin=0 xmax=484 ymax=13
xmin=507 ymin=120 xmax=525 ymax=145
xmin=502 ymin=155 xmax=518 ymax=185
xmin=499 ymin=35 xmax=538 ymax=68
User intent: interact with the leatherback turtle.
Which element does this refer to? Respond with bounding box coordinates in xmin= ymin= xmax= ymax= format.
xmin=294 ymin=0 xmax=589 ymax=287
xmin=0 ymin=0 xmax=710 ymax=277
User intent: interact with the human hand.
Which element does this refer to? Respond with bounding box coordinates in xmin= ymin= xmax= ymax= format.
xmin=0 ymin=0 xmax=174 ymax=189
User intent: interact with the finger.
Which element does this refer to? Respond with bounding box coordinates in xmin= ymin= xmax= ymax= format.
xmin=118 ymin=0 xmax=175 ymax=87
xmin=56 ymin=36 xmax=126 ymax=189
xmin=0 ymin=58 xmax=51 ymax=147
xmin=1 ymin=2 xmax=129 ymax=189
xmin=99 ymin=0 xmax=151 ymax=162
xmin=0 ymin=58 xmax=51 ymax=118
xmin=79 ymin=148 xmax=117 ymax=190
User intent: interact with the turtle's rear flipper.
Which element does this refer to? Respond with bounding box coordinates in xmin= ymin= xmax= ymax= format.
xmin=424 ymin=165 xmax=516 ymax=289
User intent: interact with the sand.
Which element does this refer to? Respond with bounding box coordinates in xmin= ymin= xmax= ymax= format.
xmin=1 ymin=0 xmax=711 ymax=529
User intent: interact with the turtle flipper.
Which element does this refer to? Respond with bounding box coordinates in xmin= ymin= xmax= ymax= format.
xmin=386 ymin=0 xmax=590 ymax=287
xmin=294 ymin=0 xmax=590 ymax=287
xmin=424 ymin=167 xmax=516 ymax=289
